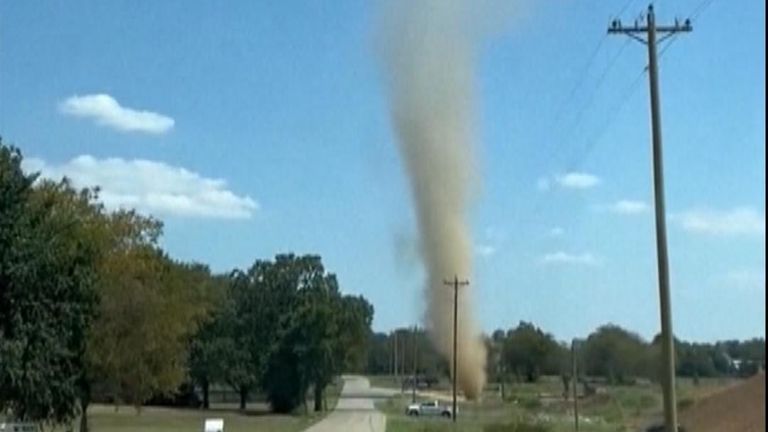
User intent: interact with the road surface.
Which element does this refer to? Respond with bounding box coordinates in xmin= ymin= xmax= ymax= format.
xmin=303 ymin=376 xmax=395 ymax=432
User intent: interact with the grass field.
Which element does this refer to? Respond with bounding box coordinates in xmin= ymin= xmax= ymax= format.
xmin=47 ymin=404 xmax=317 ymax=432
xmin=374 ymin=376 xmax=738 ymax=432
xmin=39 ymin=380 xmax=344 ymax=432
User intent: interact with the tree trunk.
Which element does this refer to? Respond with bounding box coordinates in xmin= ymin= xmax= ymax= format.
xmin=78 ymin=377 xmax=91 ymax=432
xmin=202 ymin=380 xmax=210 ymax=409
xmin=239 ymin=387 xmax=247 ymax=411
xmin=79 ymin=394 xmax=90 ymax=432
xmin=313 ymin=384 xmax=323 ymax=412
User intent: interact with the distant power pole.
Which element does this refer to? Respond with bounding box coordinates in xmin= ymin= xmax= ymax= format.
xmin=608 ymin=5 xmax=692 ymax=432
xmin=444 ymin=276 xmax=469 ymax=423
xmin=393 ymin=330 xmax=398 ymax=382
xmin=412 ymin=325 xmax=418 ymax=404
xmin=571 ymin=339 xmax=579 ymax=432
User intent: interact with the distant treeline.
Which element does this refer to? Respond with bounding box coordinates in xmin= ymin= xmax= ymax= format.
xmin=367 ymin=322 xmax=765 ymax=385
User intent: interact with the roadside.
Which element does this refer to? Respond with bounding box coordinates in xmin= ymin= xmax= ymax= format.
xmin=302 ymin=375 xmax=395 ymax=432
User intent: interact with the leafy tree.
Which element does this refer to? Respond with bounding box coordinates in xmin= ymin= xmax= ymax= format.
xmin=187 ymin=276 xmax=230 ymax=409
xmin=261 ymin=255 xmax=337 ymax=413
xmin=582 ymin=324 xmax=648 ymax=384
xmin=335 ymin=295 xmax=374 ymax=373
xmin=366 ymin=332 xmax=394 ymax=374
xmin=82 ymin=214 xmax=213 ymax=428
xmin=1 ymin=142 xmax=101 ymax=426
xmin=502 ymin=322 xmax=564 ymax=382
xmin=222 ymin=263 xmax=278 ymax=410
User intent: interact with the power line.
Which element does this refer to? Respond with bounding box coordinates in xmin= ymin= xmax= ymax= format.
xmin=507 ymin=65 xmax=645 ymax=230
xmin=561 ymin=67 xmax=646 ymax=174
xmin=616 ymin=0 xmax=640 ymax=19
xmin=539 ymin=0 xmax=647 ymax=173
xmin=551 ymin=35 xmax=607 ymax=128
xmin=559 ymin=38 xmax=632 ymax=159
xmin=657 ymin=34 xmax=679 ymax=61
xmin=512 ymin=1 xmax=664 ymax=228
xmin=690 ymin=0 xmax=717 ymax=22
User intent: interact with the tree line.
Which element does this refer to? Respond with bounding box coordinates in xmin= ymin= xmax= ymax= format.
xmin=368 ymin=322 xmax=765 ymax=390
xmin=0 ymin=141 xmax=373 ymax=431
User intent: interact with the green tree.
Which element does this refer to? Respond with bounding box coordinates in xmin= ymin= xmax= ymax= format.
xmin=1 ymin=142 xmax=101 ymax=426
xmin=582 ymin=324 xmax=648 ymax=384
xmin=502 ymin=322 xmax=564 ymax=383
xmin=82 ymin=215 xmax=212 ymax=428
xmin=187 ymin=275 xmax=229 ymax=409
xmin=335 ymin=295 xmax=374 ymax=373
xmin=261 ymin=255 xmax=337 ymax=413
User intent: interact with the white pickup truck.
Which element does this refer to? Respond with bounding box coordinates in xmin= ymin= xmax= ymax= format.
xmin=405 ymin=400 xmax=454 ymax=418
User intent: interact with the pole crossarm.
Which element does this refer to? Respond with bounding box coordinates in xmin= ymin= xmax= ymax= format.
xmin=608 ymin=15 xmax=692 ymax=45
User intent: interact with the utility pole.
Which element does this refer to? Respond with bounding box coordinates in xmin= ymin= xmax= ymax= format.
xmin=393 ymin=330 xmax=398 ymax=383
xmin=412 ymin=325 xmax=418 ymax=404
xmin=444 ymin=276 xmax=469 ymax=423
xmin=571 ymin=339 xmax=579 ymax=432
xmin=608 ymin=5 xmax=691 ymax=431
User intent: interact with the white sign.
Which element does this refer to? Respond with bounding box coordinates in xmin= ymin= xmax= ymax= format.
xmin=204 ymin=418 xmax=224 ymax=432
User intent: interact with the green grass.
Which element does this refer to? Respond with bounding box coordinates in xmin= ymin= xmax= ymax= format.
xmin=44 ymin=380 xmax=344 ymax=432
xmin=379 ymin=376 xmax=736 ymax=432
xmin=46 ymin=404 xmax=315 ymax=432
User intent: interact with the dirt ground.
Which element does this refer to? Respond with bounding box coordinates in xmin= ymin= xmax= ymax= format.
xmin=679 ymin=373 xmax=765 ymax=432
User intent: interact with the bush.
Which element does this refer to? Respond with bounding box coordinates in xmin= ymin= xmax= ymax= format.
xmin=677 ymin=397 xmax=695 ymax=411
xmin=144 ymin=382 xmax=201 ymax=408
xmin=519 ymin=396 xmax=542 ymax=410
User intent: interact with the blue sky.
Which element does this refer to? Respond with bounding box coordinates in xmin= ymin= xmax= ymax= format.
xmin=1 ymin=0 xmax=764 ymax=342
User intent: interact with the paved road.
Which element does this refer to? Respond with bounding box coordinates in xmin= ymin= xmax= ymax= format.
xmin=303 ymin=376 xmax=395 ymax=432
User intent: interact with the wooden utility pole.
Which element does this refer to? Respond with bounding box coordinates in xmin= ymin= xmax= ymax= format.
xmin=608 ymin=5 xmax=691 ymax=431
xmin=412 ymin=325 xmax=418 ymax=403
xmin=443 ymin=276 xmax=469 ymax=423
xmin=572 ymin=339 xmax=579 ymax=431
xmin=393 ymin=330 xmax=398 ymax=382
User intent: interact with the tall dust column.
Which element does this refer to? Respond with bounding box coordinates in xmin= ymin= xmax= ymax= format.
xmin=380 ymin=0 xmax=487 ymax=399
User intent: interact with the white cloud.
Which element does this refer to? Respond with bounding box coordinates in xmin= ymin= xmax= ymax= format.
xmin=548 ymin=227 xmax=565 ymax=237
xmin=23 ymin=155 xmax=258 ymax=219
xmin=59 ymin=94 xmax=174 ymax=134
xmin=673 ymin=207 xmax=765 ymax=237
xmin=555 ymin=172 xmax=600 ymax=189
xmin=541 ymin=251 xmax=598 ymax=266
xmin=475 ymin=244 xmax=496 ymax=257
xmin=606 ymin=200 xmax=649 ymax=215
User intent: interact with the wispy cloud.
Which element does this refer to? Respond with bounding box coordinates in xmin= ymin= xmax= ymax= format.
xmin=540 ymin=251 xmax=599 ymax=266
xmin=536 ymin=177 xmax=551 ymax=191
xmin=672 ymin=207 xmax=765 ymax=237
xmin=719 ymin=269 xmax=766 ymax=292
xmin=548 ymin=227 xmax=565 ymax=237
xmin=23 ymin=155 xmax=258 ymax=219
xmin=555 ymin=172 xmax=600 ymax=189
xmin=59 ymin=94 xmax=174 ymax=134
xmin=538 ymin=172 xmax=600 ymax=191
xmin=603 ymin=200 xmax=650 ymax=215
xmin=475 ymin=244 xmax=497 ymax=257
xmin=475 ymin=226 xmax=505 ymax=258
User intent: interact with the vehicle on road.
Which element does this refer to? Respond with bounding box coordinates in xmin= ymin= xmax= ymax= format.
xmin=401 ymin=374 xmax=438 ymax=390
xmin=405 ymin=400 xmax=454 ymax=418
